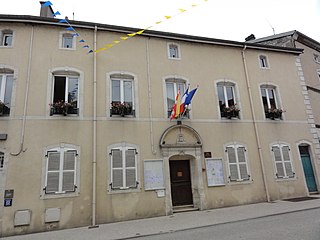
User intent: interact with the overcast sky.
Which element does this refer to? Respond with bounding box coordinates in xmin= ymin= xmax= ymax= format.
xmin=1 ymin=0 xmax=320 ymax=42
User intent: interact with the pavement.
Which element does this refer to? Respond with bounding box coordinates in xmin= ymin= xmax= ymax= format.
xmin=3 ymin=194 xmax=320 ymax=240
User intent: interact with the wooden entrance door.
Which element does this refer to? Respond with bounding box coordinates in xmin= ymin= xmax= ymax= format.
xmin=169 ymin=160 xmax=193 ymax=206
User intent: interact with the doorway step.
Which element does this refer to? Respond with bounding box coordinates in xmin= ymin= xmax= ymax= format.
xmin=173 ymin=205 xmax=199 ymax=213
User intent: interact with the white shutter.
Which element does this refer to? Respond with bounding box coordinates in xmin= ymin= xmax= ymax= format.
xmin=46 ymin=152 xmax=60 ymax=193
xmin=272 ymin=146 xmax=284 ymax=178
xmin=62 ymin=151 xmax=76 ymax=192
xmin=125 ymin=149 xmax=136 ymax=188
xmin=227 ymin=147 xmax=239 ymax=181
xmin=282 ymin=146 xmax=294 ymax=178
xmin=237 ymin=147 xmax=249 ymax=180
xmin=111 ymin=149 xmax=123 ymax=188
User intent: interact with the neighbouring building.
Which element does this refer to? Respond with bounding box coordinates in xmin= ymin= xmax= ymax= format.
xmin=249 ymin=31 xmax=320 ymax=193
xmin=0 ymin=11 xmax=319 ymax=236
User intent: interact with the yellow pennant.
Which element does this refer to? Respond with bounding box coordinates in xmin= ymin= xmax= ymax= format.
xmin=155 ymin=21 xmax=162 ymax=24
xmin=120 ymin=37 xmax=128 ymax=40
xmin=192 ymin=4 xmax=198 ymax=7
xmin=165 ymin=16 xmax=172 ymax=19
xmin=113 ymin=40 xmax=120 ymax=44
xmin=136 ymin=30 xmax=144 ymax=35
xmin=179 ymin=8 xmax=186 ymax=13
xmin=127 ymin=33 xmax=137 ymax=37
xmin=105 ymin=44 xmax=114 ymax=48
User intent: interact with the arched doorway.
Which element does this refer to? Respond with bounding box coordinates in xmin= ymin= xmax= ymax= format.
xmin=298 ymin=144 xmax=318 ymax=193
xmin=160 ymin=123 xmax=206 ymax=214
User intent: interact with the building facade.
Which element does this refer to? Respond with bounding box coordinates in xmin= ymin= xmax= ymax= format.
xmin=0 ymin=15 xmax=319 ymax=236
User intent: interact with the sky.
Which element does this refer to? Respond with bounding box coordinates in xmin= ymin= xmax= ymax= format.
xmin=1 ymin=0 xmax=320 ymax=42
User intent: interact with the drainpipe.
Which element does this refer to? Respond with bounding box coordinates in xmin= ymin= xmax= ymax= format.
xmin=10 ymin=25 xmax=34 ymax=156
xmin=146 ymin=38 xmax=157 ymax=155
xmin=241 ymin=45 xmax=271 ymax=202
xmin=91 ymin=25 xmax=98 ymax=227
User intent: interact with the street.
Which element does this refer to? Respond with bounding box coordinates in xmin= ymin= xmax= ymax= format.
xmin=135 ymin=208 xmax=320 ymax=240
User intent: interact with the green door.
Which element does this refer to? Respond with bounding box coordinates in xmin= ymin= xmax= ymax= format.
xmin=299 ymin=146 xmax=317 ymax=192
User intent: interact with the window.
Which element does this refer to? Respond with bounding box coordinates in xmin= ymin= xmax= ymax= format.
xmin=260 ymin=85 xmax=282 ymax=119
xmin=50 ymin=74 xmax=79 ymax=115
xmin=166 ymin=78 xmax=188 ymax=118
xmin=110 ymin=74 xmax=135 ymax=117
xmin=60 ymin=33 xmax=75 ymax=49
xmin=168 ymin=43 xmax=180 ymax=59
xmin=44 ymin=147 xmax=78 ymax=194
xmin=0 ymin=152 xmax=4 ymax=169
xmin=0 ymin=71 xmax=14 ymax=115
xmin=110 ymin=147 xmax=138 ymax=190
xmin=314 ymin=54 xmax=320 ymax=64
xmin=317 ymin=70 xmax=320 ymax=80
xmin=1 ymin=30 xmax=13 ymax=47
xmin=217 ymin=82 xmax=239 ymax=119
xmin=271 ymin=144 xmax=295 ymax=179
xmin=226 ymin=144 xmax=250 ymax=182
xmin=259 ymin=55 xmax=269 ymax=68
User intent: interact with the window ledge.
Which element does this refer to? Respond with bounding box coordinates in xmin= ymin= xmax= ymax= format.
xmin=40 ymin=191 xmax=79 ymax=200
xmin=228 ymin=179 xmax=252 ymax=185
xmin=107 ymin=187 xmax=141 ymax=195
xmin=275 ymin=177 xmax=296 ymax=182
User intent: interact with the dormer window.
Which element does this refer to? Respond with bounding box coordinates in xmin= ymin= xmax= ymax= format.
xmin=314 ymin=54 xmax=320 ymax=64
xmin=168 ymin=43 xmax=181 ymax=59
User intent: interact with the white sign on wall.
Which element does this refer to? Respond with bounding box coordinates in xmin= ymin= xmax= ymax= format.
xmin=205 ymin=158 xmax=225 ymax=186
xmin=144 ymin=160 xmax=165 ymax=190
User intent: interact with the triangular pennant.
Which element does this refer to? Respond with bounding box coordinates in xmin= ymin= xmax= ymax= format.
xmin=42 ymin=1 xmax=52 ymax=7
xmin=179 ymin=8 xmax=186 ymax=13
xmin=53 ymin=11 xmax=61 ymax=17
xmin=113 ymin=40 xmax=120 ymax=44
xmin=120 ymin=37 xmax=128 ymax=40
xmin=136 ymin=30 xmax=144 ymax=35
xmin=105 ymin=44 xmax=114 ymax=48
xmin=79 ymin=39 xmax=85 ymax=43
xmin=127 ymin=33 xmax=136 ymax=37
xmin=165 ymin=16 xmax=172 ymax=19
xmin=73 ymin=33 xmax=80 ymax=37
xmin=66 ymin=27 xmax=75 ymax=31
xmin=155 ymin=21 xmax=162 ymax=24
xmin=192 ymin=4 xmax=198 ymax=7
xmin=88 ymin=50 xmax=94 ymax=54
xmin=83 ymin=45 xmax=89 ymax=48
xmin=59 ymin=19 xmax=68 ymax=23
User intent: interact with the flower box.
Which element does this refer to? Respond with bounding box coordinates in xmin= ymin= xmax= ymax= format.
xmin=222 ymin=105 xmax=240 ymax=119
xmin=265 ymin=108 xmax=284 ymax=120
xmin=110 ymin=102 xmax=135 ymax=117
xmin=0 ymin=101 xmax=10 ymax=116
xmin=50 ymin=101 xmax=78 ymax=116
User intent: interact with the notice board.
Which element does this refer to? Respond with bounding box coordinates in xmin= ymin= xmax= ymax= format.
xmin=205 ymin=158 xmax=225 ymax=186
xmin=144 ymin=160 xmax=165 ymax=190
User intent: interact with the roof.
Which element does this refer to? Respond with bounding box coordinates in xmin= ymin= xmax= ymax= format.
xmin=0 ymin=14 xmax=304 ymax=55
xmin=250 ymin=30 xmax=320 ymax=52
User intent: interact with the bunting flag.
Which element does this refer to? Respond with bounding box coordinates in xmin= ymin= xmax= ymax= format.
xmin=95 ymin=0 xmax=210 ymax=54
xmin=170 ymin=90 xmax=181 ymax=120
xmin=41 ymin=1 xmax=52 ymax=7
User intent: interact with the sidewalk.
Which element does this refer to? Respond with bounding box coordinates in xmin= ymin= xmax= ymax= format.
xmin=4 ymin=195 xmax=320 ymax=240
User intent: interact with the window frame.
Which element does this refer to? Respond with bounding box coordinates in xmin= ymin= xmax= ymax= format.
xmin=0 ymin=30 xmax=13 ymax=47
xmin=108 ymin=143 xmax=140 ymax=193
xmin=216 ymin=81 xmax=240 ymax=119
xmin=0 ymin=71 xmax=14 ymax=116
xmin=225 ymin=144 xmax=251 ymax=183
xmin=59 ymin=32 xmax=76 ymax=50
xmin=259 ymin=55 xmax=269 ymax=69
xmin=167 ymin=42 xmax=181 ymax=60
xmin=41 ymin=144 xmax=80 ymax=199
xmin=271 ymin=143 xmax=295 ymax=180
xmin=109 ymin=74 xmax=136 ymax=117
xmin=0 ymin=151 xmax=4 ymax=170
xmin=313 ymin=53 xmax=320 ymax=64
xmin=260 ymin=84 xmax=283 ymax=120
xmin=165 ymin=78 xmax=188 ymax=118
xmin=50 ymin=70 xmax=80 ymax=116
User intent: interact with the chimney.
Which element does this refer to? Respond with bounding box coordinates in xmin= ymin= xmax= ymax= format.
xmin=40 ymin=1 xmax=55 ymax=18
xmin=245 ymin=34 xmax=256 ymax=42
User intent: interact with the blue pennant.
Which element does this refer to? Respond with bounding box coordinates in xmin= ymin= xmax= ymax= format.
xmin=53 ymin=11 xmax=61 ymax=17
xmin=88 ymin=50 xmax=94 ymax=54
xmin=79 ymin=39 xmax=85 ymax=43
xmin=72 ymin=33 xmax=80 ymax=37
xmin=59 ymin=19 xmax=68 ymax=23
xmin=66 ymin=27 xmax=75 ymax=31
xmin=83 ymin=45 xmax=89 ymax=48
xmin=42 ymin=1 xmax=53 ymax=7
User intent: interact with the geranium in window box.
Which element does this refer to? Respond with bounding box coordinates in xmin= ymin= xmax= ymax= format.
xmin=110 ymin=102 xmax=134 ymax=117
xmin=50 ymin=100 xmax=75 ymax=116
xmin=0 ymin=100 xmax=9 ymax=116
xmin=222 ymin=105 xmax=240 ymax=119
xmin=265 ymin=108 xmax=284 ymax=120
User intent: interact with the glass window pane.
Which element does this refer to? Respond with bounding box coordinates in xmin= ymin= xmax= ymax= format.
xmin=4 ymin=75 xmax=13 ymax=107
xmin=169 ymin=45 xmax=178 ymax=58
xmin=166 ymin=82 xmax=175 ymax=110
xmin=4 ymin=35 xmax=12 ymax=46
xmin=217 ymin=85 xmax=225 ymax=109
xmin=53 ymin=76 xmax=66 ymax=102
xmin=68 ymin=77 xmax=78 ymax=107
xmin=177 ymin=82 xmax=185 ymax=93
xmin=63 ymin=36 xmax=73 ymax=48
xmin=261 ymin=88 xmax=268 ymax=111
xmin=112 ymin=80 xmax=120 ymax=102
xmin=268 ymin=89 xmax=277 ymax=109
xmin=124 ymin=80 xmax=133 ymax=105
xmin=226 ymin=86 xmax=234 ymax=106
